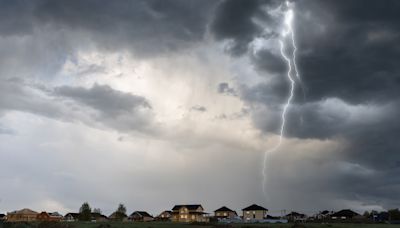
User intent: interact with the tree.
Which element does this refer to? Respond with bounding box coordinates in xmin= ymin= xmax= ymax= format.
xmin=79 ymin=202 xmax=92 ymax=221
xmin=388 ymin=208 xmax=400 ymax=221
xmin=363 ymin=211 xmax=370 ymax=218
xmin=93 ymin=208 xmax=102 ymax=214
xmin=115 ymin=203 xmax=127 ymax=220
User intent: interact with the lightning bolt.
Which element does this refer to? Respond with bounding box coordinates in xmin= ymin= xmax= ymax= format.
xmin=262 ymin=2 xmax=301 ymax=198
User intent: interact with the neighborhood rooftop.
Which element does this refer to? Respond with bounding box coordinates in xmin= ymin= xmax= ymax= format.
xmin=242 ymin=204 xmax=268 ymax=211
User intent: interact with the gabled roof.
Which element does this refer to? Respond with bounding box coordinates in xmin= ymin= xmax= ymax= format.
xmin=172 ymin=205 xmax=203 ymax=211
xmin=65 ymin=213 xmax=79 ymax=218
xmin=0 ymin=214 xmax=5 ymax=217
xmin=215 ymin=206 xmax=235 ymax=212
xmin=157 ymin=210 xmax=172 ymax=215
xmin=9 ymin=208 xmax=38 ymax=215
xmin=91 ymin=212 xmax=108 ymax=219
xmin=49 ymin=212 xmax=63 ymax=217
xmin=130 ymin=211 xmax=153 ymax=218
xmin=242 ymin=204 xmax=268 ymax=211
xmin=320 ymin=210 xmax=331 ymax=215
xmin=109 ymin=212 xmax=127 ymax=218
xmin=331 ymin=209 xmax=359 ymax=217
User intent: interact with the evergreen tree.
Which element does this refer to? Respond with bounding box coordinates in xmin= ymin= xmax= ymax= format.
xmin=115 ymin=203 xmax=127 ymax=220
xmin=79 ymin=202 xmax=92 ymax=221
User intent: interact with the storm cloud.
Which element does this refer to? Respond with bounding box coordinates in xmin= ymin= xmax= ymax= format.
xmin=1 ymin=0 xmax=400 ymax=216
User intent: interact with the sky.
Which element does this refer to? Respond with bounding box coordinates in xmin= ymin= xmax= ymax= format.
xmin=1 ymin=0 xmax=400 ymax=216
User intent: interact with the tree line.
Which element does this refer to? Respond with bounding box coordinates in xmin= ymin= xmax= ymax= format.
xmin=78 ymin=202 xmax=127 ymax=221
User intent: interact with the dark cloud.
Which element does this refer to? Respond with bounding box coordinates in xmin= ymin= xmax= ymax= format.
xmin=217 ymin=82 xmax=237 ymax=96
xmin=53 ymin=84 xmax=151 ymax=117
xmin=190 ymin=105 xmax=207 ymax=112
xmin=51 ymin=84 xmax=155 ymax=133
xmin=0 ymin=0 xmax=218 ymax=83
xmin=32 ymin=0 xmax=217 ymax=57
xmin=294 ymin=0 xmax=400 ymax=104
xmin=223 ymin=0 xmax=400 ymax=209
xmin=0 ymin=80 xmax=154 ymax=134
xmin=210 ymin=0 xmax=280 ymax=55
xmin=1 ymin=0 xmax=400 ymax=213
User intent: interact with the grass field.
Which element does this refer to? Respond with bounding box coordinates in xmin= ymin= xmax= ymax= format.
xmin=1 ymin=222 xmax=399 ymax=228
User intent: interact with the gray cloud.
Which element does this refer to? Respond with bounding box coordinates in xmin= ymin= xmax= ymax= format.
xmin=212 ymin=0 xmax=400 ymax=210
xmin=53 ymin=84 xmax=151 ymax=117
xmin=0 ymin=80 xmax=154 ymax=134
xmin=1 ymin=0 xmax=400 ymax=215
xmin=217 ymin=82 xmax=237 ymax=96
xmin=210 ymin=0 xmax=281 ymax=55
xmin=190 ymin=105 xmax=207 ymax=112
xmin=32 ymin=0 xmax=217 ymax=58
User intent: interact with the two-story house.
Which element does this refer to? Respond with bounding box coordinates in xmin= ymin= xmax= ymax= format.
xmin=171 ymin=204 xmax=207 ymax=222
xmin=242 ymin=204 xmax=268 ymax=221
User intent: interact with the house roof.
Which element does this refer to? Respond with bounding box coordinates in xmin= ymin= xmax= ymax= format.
xmin=130 ymin=211 xmax=153 ymax=218
xmin=320 ymin=210 xmax=331 ymax=215
xmin=65 ymin=213 xmax=79 ymax=218
xmin=49 ymin=212 xmax=63 ymax=217
xmin=0 ymin=214 xmax=5 ymax=218
xmin=172 ymin=205 xmax=203 ymax=211
xmin=157 ymin=211 xmax=172 ymax=216
xmin=242 ymin=204 xmax=268 ymax=211
xmin=91 ymin=212 xmax=108 ymax=219
xmin=214 ymin=206 xmax=235 ymax=212
xmin=9 ymin=208 xmax=38 ymax=215
xmin=108 ymin=212 xmax=127 ymax=218
xmin=331 ymin=209 xmax=359 ymax=217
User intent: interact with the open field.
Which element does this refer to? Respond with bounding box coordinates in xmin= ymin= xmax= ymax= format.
xmin=1 ymin=222 xmax=400 ymax=228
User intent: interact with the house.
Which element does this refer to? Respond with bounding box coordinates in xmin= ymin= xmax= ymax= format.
xmin=0 ymin=214 xmax=6 ymax=221
xmin=155 ymin=211 xmax=172 ymax=221
xmin=171 ymin=204 xmax=208 ymax=222
xmin=129 ymin=211 xmax=153 ymax=222
xmin=285 ymin=211 xmax=307 ymax=222
xmin=36 ymin=211 xmax=63 ymax=222
xmin=242 ymin=204 xmax=268 ymax=221
xmin=315 ymin=210 xmax=333 ymax=220
xmin=64 ymin=213 xmax=79 ymax=222
xmin=91 ymin=212 xmax=108 ymax=222
xmin=7 ymin=208 xmax=39 ymax=222
xmin=331 ymin=209 xmax=360 ymax=220
xmin=214 ymin=206 xmax=237 ymax=219
xmin=37 ymin=212 xmax=63 ymax=222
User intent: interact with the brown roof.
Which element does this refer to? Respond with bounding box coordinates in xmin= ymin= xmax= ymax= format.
xmin=65 ymin=213 xmax=79 ymax=218
xmin=331 ymin=209 xmax=359 ymax=218
xmin=242 ymin=204 xmax=268 ymax=211
xmin=130 ymin=211 xmax=153 ymax=218
xmin=8 ymin=208 xmax=38 ymax=215
xmin=215 ymin=206 xmax=235 ymax=212
xmin=172 ymin=205 xmax=203 ymax=211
